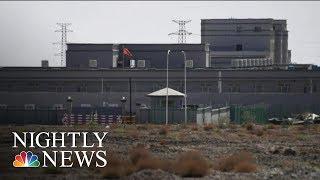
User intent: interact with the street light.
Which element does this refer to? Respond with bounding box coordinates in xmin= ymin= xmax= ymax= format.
xmin=166 ymin=50 xmax=171 ymax=125
xmin=181 ymin=51 xmax=187 ymax=124
xmin=66 ymin=96 xmax=73 ymax=114
xmin=120 ymin=96 xmax=127 ymax=117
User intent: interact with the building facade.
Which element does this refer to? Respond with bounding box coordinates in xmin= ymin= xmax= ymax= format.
xmin=0 ymin=67 xmax=319 ymax=116
xmin=67 ymin=44 xmax=209 ymax=69
xmin=201 ymin=19 xmax=290 ymax=67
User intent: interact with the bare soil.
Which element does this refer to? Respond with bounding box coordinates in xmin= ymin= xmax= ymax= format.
xmin=1 ymin=123 xmax=319 ymax=179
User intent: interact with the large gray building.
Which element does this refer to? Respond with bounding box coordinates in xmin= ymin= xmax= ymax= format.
xmin=0 ymin=18 xmax=319 ymax=122
xmin=201 ymin=19 xmax=290 ymax=68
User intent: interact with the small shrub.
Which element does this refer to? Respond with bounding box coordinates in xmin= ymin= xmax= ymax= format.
xmin=242 ymin=111 xmax=255 ymax=123
xmin=159 ymin=139 xmax=167 ymax=145
xmin=136 ymin=125 xmax=148 ymax=130
xmin=174 ymin=151 xmax=209 ymax=177
xmin=129 ymin=146 xmax=151 ymax=165
xmin=100 ymin=155 xmax=135 ymax=178
xmin=215 ymin=151 xmax=257 ymax=173
xmin=129 ymin=130 xmax=139 ymax=140
xmin=203 ymin=124 xmax=214 ymax=131
xmin=266 ymin=124 xmax=276 ymax=129
xmin=234 ymin=161 xmax=257 ymax=173
xmin=244 ymin=123 xmax=254 ymax=131
xmin=159 ymin=126 xmax=169 ymax=135
xmin=217 ymin=117 xmax=230 ymax=129
xmin=191 ymin=125 xmax=198 ymax=131
xmin=180 ymin=124 xmax=188 ymax=130
xmin=253 ymin=128 xmax=264 ymax=136
xmin=228 ymin=123 xmax=238 ymax=130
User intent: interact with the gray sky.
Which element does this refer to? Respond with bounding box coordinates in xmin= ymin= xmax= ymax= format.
xmin=0 ymin=1 xmax=319 ymax=67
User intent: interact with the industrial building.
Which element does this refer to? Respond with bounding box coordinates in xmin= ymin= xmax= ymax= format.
xmin=0 ymin=18 xmax=319 ymax=124
xmin=202 ymin=19 xmax=290 ymax=67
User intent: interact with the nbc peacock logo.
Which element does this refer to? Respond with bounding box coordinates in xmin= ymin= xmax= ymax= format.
xmin=13 ymin=151 xmax=40 ymax=167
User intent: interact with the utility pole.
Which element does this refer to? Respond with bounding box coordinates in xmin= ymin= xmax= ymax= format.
xmin=169 ymin=20 xmax=192 ymax=44
xmin=181 ymin=51 xmax=187 ymax=124
xmin=166 ymin=50 xmax=171 ymax=125
xmin=54 ymin=23 xmax=72 ymax=67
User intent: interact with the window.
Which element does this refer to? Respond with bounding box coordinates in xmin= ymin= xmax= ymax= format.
xmin=313 ymin=85 xmax=317 ymax=93
xmin=228 ymin=83 xmax=240 ymax=93
xmin=278 ymin=83 xmax=290 ymax=93
xmin=254 ymin=84 xmax=264 ymax=93
xmin=236 ymin=44 xmax=243 ymax=51
xmin=254 ymin=26 xmax=262 ymax=32
xmin=304 ymin=86 xmax=308 ymax=93
xmin=236 ymin=26 xmax=242 ymax=32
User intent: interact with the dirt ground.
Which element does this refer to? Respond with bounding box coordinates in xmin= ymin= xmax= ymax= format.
xmin=0 ymin=123 xmax=319 ymax=179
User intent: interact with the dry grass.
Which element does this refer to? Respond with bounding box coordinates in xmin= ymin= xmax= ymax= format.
xmin=203 ymin=124 xmax=214 ymax=131
xmin=129 ymin=146 xmax=151 ymax=165
xmin=100 ymin=155 xmax=135 ymax=178
xmin=174 ymin=151 xmax=209 ymax=177
xmin=129 ymin=145 xmax=173 ymax=172
xmin=234 ymin=161 xmax=257 ymax=173
xmin=265 ymin=124 xmax=276 ymax=129
xmin=244 ymin=123 xmax=254 ymax=131
xmin=214 ymin=151 xmax=257 ymax=173
xmin=136 ymin=156 xmax=173 ymax=172
xmin=159 ymin=126 xmax=169 ymax=135
xmin=228 ymin=123 xmax=238 ymax=130
xmin=159 ymin=139 xmax=167 ymax=145
xmin=252 ymin=127 xmax=264 ymax=136
xmin=191 ymin=125 xmax=198 ymax=131
xmin=42 ymin=166 xmax=63 ymax=174
xmin=129 ymin=130 xmax=140 ymax=140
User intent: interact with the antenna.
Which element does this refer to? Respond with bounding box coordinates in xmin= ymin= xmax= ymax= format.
xmin=54 ymin=23 xmax=72 ymax=67
xmin=169 ymin=20 xmax=192 ymax=44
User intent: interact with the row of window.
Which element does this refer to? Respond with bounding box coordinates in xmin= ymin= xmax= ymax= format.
xmin=0 ymin=81 xmax=317 ymax=93
xmin=235 ymin=25 xmax=283 ymax=32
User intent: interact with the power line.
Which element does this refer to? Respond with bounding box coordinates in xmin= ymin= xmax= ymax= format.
xmin=54 ymin=23 xmax=72 ymax=67
xmin=169 ymin=20 xmax=192 ymax=44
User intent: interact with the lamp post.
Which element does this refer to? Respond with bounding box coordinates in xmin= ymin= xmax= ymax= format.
xmin=166 ymin=50 xmax=171 ymax=125
xmin=181 ymin=51 xmax=187 ymax=124
xmin=120 ymin=96 xmax=127 ymax=118
xmin=66 ymin=96 xmax=73 ymax=114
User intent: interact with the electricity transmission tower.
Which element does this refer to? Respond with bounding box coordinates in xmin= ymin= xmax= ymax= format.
xmin=169 ymin=20 xmax=192 ymax=44
xmin=54 ymin=23 xmax=72 ymax=67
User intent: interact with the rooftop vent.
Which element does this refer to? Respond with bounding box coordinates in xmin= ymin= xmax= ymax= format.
xmin=89 ymin=59 xmax=97 ymax=68
xmin=185 ymin=60 xmax=193 ymax=68
xmin=137 ymin=60 xmax=145 ymax=68
xmin=41 ymin=60 xmax=49 ymax=68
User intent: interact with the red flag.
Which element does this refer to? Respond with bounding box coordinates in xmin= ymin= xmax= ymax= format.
xmin=123 ymin=48 xmax=133 ymax=58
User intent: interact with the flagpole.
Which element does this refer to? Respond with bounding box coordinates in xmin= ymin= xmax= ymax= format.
xmin=122 ymin=45 xmax=124 ymax=68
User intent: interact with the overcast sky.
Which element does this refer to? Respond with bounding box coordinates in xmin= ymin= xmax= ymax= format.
xmin=0 ymin=1 xmax=319 ymax=67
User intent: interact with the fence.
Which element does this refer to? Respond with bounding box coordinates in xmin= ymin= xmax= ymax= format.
xmin=0 ymin=106 xmax=122 ymax=125
xmin=62 ymin=114 xmax=121 ymax=125
xmin=0 ymin=107 xmax=65 ymax=125
xmin=267 ymin=104 xmax=320 ymax=118
xmin=230 ymin=105 xmax=268 ymax=124
xmin=196 ymin=106 xmax=230 ymax=125
xmin=137 ymin=108 xmax=197 ymax=124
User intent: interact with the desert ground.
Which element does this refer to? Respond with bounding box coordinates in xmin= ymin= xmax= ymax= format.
xmin=0 ymin=123 xmax=319 ymax=180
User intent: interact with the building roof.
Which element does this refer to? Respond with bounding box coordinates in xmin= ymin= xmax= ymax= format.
xmin=147 ymin=87 xmax=185 ymax=97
